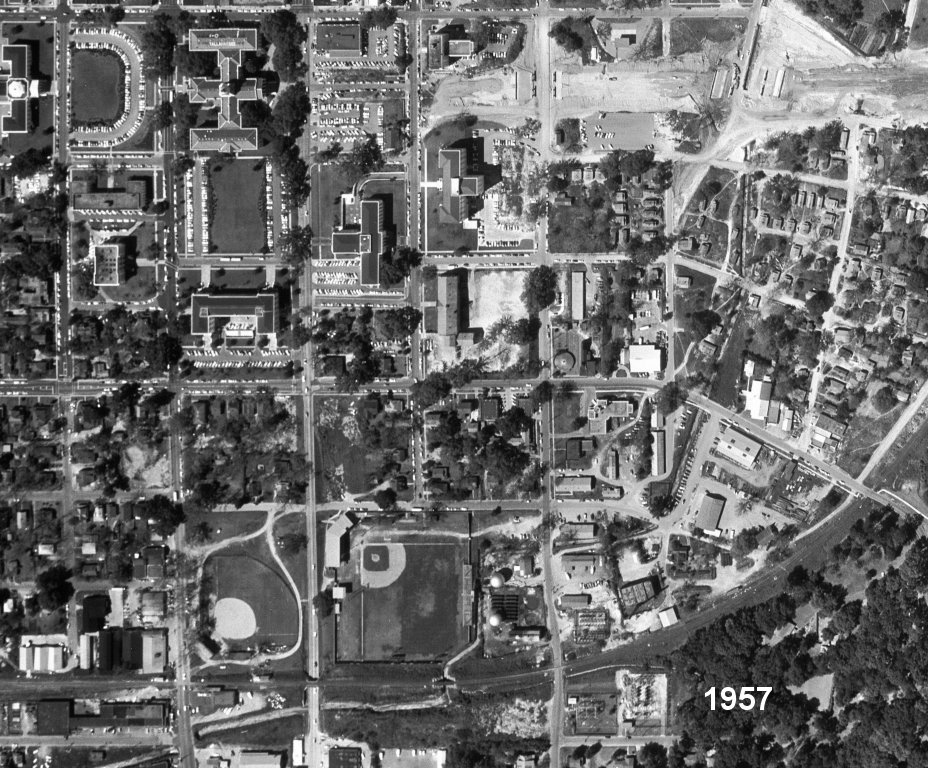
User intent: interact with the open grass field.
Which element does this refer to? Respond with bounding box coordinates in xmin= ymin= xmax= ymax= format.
xmin=209 ymin=544 xmax=299 ymax=649
xmin=208 ymin=158 xmax=266 ymax=255
xmin=669 ymin=17 xmax=747 ymax=56
xmin=338 ymin=542 xmax=469 ymax=661
xmin=71 ymin=50 xmax=124 ymax=124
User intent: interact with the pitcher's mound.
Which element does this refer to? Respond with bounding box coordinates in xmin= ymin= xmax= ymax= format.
xmin=215 ymin=597 xmax=257 ymax=640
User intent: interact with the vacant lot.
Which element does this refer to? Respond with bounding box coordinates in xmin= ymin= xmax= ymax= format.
xmin=338 ymin=542 xmax=469 ymax=661
xmin=71 ymin=50 xmax=124 ymax=124
xmin=669 ymin=17 xmax=747 ymax=56
xmin=674 ymin=266 xmax=717 ymax=357
xmin=208 ymin=158 xmax=266 ymax=255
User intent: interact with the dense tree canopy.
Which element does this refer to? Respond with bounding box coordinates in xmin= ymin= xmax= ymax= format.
xmin=35 ymin=566 xmax=75 ymax=611
xmin=522 ymin=266 xmax=558 ymax=314
xmin=261 ymin=10 xmax=307 ymax=81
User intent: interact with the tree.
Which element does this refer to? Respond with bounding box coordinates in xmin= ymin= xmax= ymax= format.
xmin=690 ymin=309 xmax=721 ymax=339
xmin=522 ymin=266 xmax=558 ymax=314
xmin=373 ymin=488 xmax=397 ymax=509
xmin=649 ymin=494 xmax=675 ymax=517
xmin=653 ymin=380 xmax=688 ymax=415
xmin=600 ymin=148 xmax=656 ymax=181
xmin=638 ymin=743 xmax=668 ymax=768
xmin=10 ymin=147 xmax=51 ymax=179
xmin=173 ymin=47 xmax=217 ymax=78
xmin=146 ymin=494 xmax=186 ymax=537
xmin=549 ymin=17 xmax=587 ymax=52
xmin=873 ymin=385 xmax=898 ymax=414
xmin=412 ymin=372 xmax=453 ymax=407
xmin=380 ymin=246 xmax=422 ymax=288
xmin=805 ymin=290 xmax=834 ymax=318
xmin=340 ymin=136 xmax=384 ymax=183
xmin=533 ymin=380 xmax=554 ymax=405
xmin=279 ymin=224 xmax=313 ymax=274
xmin=273 ymin=83 xmax=311 ymax=138
xmin=278 ymin=145 xmax=310 ymax=204
xmin=373 ymin=307 xmax=421 ymax=341
xmin=139 ymin=14 xmax=178 ymax=78
xmin=152 ymin=102 xmax=173 ymax=130
xmin=361 ymin=4 xmax=397 ymax=29
xmin=317 ymin=142 xmax=343 ymax=163
xmin=261 ymin=10 xmax=307 ymax=81
xmin=35 ymin=565 xmax=74 ymax=611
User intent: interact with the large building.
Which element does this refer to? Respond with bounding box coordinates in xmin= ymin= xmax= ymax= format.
xmin=92 ymin=243 xmax=126 ymax=287
xmin=627 ymin=343 xmax=663 ymax=375
xmin=695 ymin=491 xmax=726 ymax=533
xmin=315 ymin=23 xmax=363 ymax=57
xmin=438 ymin=148 xmax=485 ymax=224
xmin=715 ymin=428 xmax=763 ymax=469
xmin=331 ymin=196 xmax=388 ymax=286
xmin=0 ymin=40 xmax=43 ymax=137
xmin=190 ymin=293 xmax=279 ymax=346
xmin=183 ymin=29 xmax=262 ymax=153
xmin=570 ymin=270 xmax=587 ymax=322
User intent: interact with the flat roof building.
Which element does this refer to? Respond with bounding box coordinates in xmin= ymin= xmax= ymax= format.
xmin=190 ymin=293 xmax=278 ymax=343
xmin=628 ymin=344 xmax=663 ymax=375
xmin=92 ymin=243 xmax=126 ymax=287
xmin=315 ymin=23 xmax=363 ymax=56
xmin=556 ymin=475 xmax=595 ymax=494
xmin=715 ymin=428 xmax=763 ymax=469
xmin=331 ymin=197 xmax=386 ymax=286
xmin=571 ymin=270 xmax=587 ymax=322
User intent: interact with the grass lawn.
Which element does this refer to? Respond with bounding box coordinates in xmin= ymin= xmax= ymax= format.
xmin=208 ymin=158 xmax=267 ymax=255
xmin=674 ymin=265 xmax=717 ymax=352
xmin=102 ymin=265 xmax=158 ymax=303
xmin=836 ymin=406 xmax=901 ymax=477
xmin=669 ymin=17 xmax=747 ymax=56
xmin=71 ymin=50 xmax=124 ymax=124
xmin=552 ymin=392 xmax=584 ymax=433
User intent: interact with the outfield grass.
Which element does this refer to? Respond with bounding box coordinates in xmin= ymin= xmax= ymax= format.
xmin=340 ymin=542 xmax=469 ymax=661
xmin=209 ymin=543 xmax=299 ymax=649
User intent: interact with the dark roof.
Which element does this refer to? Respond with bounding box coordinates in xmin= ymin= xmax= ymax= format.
xmin=329 ymin=749 xmax=362 ymax=768
xmin=35 ymin=701 xmax=71 ymax=736
xmin=81 ymin=593 xmax=110 ymax=633
xmin=315 ymin=23 xmax=362 ymax=53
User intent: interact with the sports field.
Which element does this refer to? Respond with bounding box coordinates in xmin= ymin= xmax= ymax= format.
xmin=338 ymin=542 xmax=470 ymax=661
xmin=209 ymin=549 xmax=299 ymax=649
xmin=208 ymin=159 xmax=267 ymax=255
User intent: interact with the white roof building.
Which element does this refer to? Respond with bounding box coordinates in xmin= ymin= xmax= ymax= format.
xmin=628 ymin=344 xmax=663 ymax=375
xmin=715 ymin=428 xmax=763 ymax=469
